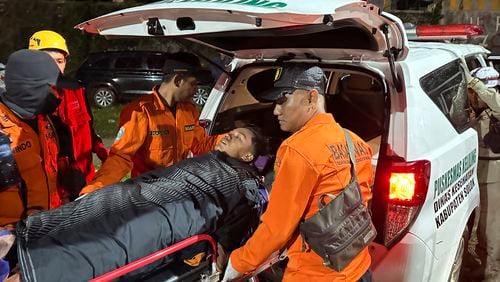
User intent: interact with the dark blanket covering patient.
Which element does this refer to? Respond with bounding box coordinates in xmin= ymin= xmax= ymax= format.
xmin=15 ymin=126 xmax=269 ymax=282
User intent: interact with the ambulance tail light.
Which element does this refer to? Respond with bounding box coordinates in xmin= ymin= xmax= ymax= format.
xmin=371 ymin=159 xmax=431 ymax=247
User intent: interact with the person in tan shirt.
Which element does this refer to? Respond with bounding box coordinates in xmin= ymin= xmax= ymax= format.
xmin=464 ymin=66 xmax=500 ymax=282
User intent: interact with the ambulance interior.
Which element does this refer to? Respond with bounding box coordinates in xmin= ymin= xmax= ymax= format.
xmin=211 ymin=65 xmax=385 ymax=175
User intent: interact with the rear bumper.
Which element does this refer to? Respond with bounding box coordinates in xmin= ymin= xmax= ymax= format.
xmin=370 ymin=233 xmax=434 ymax=282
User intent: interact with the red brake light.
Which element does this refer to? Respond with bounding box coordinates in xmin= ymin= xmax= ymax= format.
xmin=415 ymin=24 xmax=485 ymax=38
xmin=372 ymin=159 xmax=431 ymax=247
xmin=386 ymin=160 xmax=430 ymax=206
xmin=198 ymin=119 xmax=210 ymax=129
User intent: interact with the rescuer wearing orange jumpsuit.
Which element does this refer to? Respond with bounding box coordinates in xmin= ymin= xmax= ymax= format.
xmin=0 ymin=50 xmax=70 ymax=227
xmin=81 ymin=57 xmax=214 ymax=194
xmin=222 ymin=65 xmax=374 ymax=282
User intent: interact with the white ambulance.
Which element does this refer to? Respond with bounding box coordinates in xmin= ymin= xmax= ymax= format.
xmin=76 ymin=1 xmax=486 ymax=281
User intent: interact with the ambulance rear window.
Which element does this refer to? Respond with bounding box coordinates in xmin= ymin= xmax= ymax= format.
xmin=420 ymin=59 xmax=470 ymax=132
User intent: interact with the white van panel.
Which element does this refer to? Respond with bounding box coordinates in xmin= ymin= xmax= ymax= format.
xmin=370 ymin=234 xmax=434 ymax=282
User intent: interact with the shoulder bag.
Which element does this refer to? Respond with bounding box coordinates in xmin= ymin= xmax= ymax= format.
xmin=298 ymin=129 xmax=377 ymax=272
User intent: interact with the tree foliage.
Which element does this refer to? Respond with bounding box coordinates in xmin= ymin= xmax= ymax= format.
xmin=0 ymin=0 xmax=218 ymax=75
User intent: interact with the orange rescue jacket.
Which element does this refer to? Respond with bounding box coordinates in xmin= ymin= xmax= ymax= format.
xmin=81 ymin=88 xmax=214 ymax=194
xmin=0 ymin=103 xmax=61 ymax=226
xmin=230 ymin=113 xmax=374 ymax=282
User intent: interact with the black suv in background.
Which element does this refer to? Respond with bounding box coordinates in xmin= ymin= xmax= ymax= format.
xmin=75 ymin=51 xmax=214 ymax=107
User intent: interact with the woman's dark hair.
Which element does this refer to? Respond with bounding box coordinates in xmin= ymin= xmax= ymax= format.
xmin=244 ymin=124 xmax=269 ymax=158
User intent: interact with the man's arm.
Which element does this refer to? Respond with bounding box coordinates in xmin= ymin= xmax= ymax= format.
xmin=353 ymin=137 xmax=374 ymax=205
xmin=191 ymin=124 xmax=216 ymax=155
xmin=229 ymin=145 xmax=319 ymax=273
xmin=189 ymin=107 xmax=216 ymax=155
xmin=80 ymin=108 xmax=148 ymax=194
xmin=469 ymin=78 xmax=500 ymax=117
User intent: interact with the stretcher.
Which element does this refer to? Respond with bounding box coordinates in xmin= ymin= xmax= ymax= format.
xmin=90 ymin=234 xmax=287 ymax=282
xmin=90 ymin=234 xmax=219 ymax=282
xmin=89 ymin=181 xmax=278 ymax=282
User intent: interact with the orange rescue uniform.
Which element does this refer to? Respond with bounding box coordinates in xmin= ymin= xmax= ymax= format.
xmin=81 ymin=88 xmax=214 ymax=194
xmin=0 ymin=103 xmax=61 ymax=226
xmin=230 ymin=113 xmax=373 ymax=282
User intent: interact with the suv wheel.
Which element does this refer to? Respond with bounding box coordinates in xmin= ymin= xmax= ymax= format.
xmin=448 ymin=226 xmax=469 ymax=282
xmin=93 ymin=86 xmax=116 ymax=108
xmin=192 ymin=87 xmax=210 ymax=106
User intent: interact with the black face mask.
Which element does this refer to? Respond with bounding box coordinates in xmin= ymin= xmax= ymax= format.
xmin=38 ymin=92 xmax=62 ymax=115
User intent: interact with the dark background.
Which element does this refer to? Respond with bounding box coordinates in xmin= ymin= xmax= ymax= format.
xmin=1 ymin=0 xmax=497 ymax=75
xmin=0 ymin=0 xmax=217 ymax=76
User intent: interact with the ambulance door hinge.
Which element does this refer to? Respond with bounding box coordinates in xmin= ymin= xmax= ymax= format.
xmin=323 ymin=15 xmax=334 ymax=27
xmin=381 ymin=24 xmax=403 ymax=92
xmin=350 ymin=55 xmax=364 ymax=64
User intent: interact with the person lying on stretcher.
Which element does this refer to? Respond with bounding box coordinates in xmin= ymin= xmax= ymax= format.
xmin=9 ymin=125 xmax=270 ymax=282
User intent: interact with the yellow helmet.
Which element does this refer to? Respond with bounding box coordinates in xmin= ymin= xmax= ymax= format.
xmin=28 ymin=30 xmax=69 ymax=56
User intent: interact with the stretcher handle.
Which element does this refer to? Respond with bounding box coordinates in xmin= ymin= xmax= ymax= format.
xmin=237 ymin=250 xmax=287 ymax=281
xmin=90 ymin=234 xmax=218 ymax=282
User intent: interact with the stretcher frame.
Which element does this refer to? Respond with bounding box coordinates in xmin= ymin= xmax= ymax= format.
xmin=89 ymin=232 xmax=286 ymax=282
xmin=90 ymin=234 xmax=220 ymax=282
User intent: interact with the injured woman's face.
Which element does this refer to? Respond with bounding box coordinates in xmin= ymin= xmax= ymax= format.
xmin=215 ymin=127 xmax=256 ymax=162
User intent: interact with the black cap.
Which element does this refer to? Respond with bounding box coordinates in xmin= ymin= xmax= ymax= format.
xmin=258 ymin=64 xmax=327 ymax=102
xmin=2 ymin=49 xmax=73 ymax=119
xmin=162 ymin=59 xmax=208 ymax=81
